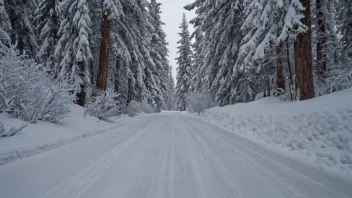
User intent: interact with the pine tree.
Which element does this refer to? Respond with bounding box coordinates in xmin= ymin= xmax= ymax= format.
xmin=5 ymin=0 xmax=38 ymax=57
xmin=54 ymin=0 xmax=93 ymax=106
xmin=337 ymin=0 xmax=352 ymax=63
xmin=175 ymin=13 xmax=192 ymax=111
xmin=147 ymin=0 xmax=170 ymax=110
xmin=166 ymin=70 xmax=175 ymax=110
xmin=0 ymin=0 xmax=11 ymax=47
xmin=35 ymin=0 xmax=59 ymax=72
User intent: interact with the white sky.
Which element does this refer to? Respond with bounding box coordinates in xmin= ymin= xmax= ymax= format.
xmin=159 ymin=0 xmax=195 ymax=81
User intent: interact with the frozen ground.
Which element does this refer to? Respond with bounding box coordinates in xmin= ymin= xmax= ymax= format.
xmin=0 ymin=105 xmax=148 ymax=165
xmin=193 ymin=88 xmax=352 ymax=179
xmin=0 ymin=113 xmax=351 ymax=198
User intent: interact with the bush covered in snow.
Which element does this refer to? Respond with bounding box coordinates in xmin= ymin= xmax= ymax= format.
xmin=187 ymin=92 xmax=216 ymax=115
xmin=86 ymin=89 xmax=121 ymax=120
xmin=0 ymin=122 xmax=27 ymax=138
xmin=126 ymin=100 xmax=155 ymax=117
xmin=0 ymin=45 xmax=73 ymax=123
xmin=324 ymin=62 xmax=352 ymax=94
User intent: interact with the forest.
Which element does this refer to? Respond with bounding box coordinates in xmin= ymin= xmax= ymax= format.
xmin=0 ymin=0 xmax=352 ymax=121
xmin=176 ymin=0 xmax=352 ymax=111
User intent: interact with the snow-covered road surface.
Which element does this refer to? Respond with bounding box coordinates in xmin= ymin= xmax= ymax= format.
xmin=0 ymin=113 xmax=351 ymax=198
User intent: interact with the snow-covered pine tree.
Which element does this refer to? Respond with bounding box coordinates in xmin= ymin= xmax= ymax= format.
xmin=87 ymin=0 xmax=103 ymax=85
xmin=54 ymin=0 xmax=93 ymax=106
xmin=186 ymin=0 xmax=246 ymax=105
xmin=314 ymin=0 xmax=338 ymax=78
xmin=166 ymin=70 xmax=175 ymax=110
xmin=229 ymin=0 xmax=307 ymax=101
xmin=35 ymin=0 xmax=59 ymax=73
xmin=0 ymin=0 xmax=11 ymax=47
xmin=324 ymin=0 xmax=352 ymax=92
xmin=336 ymin=0 xmax=352 ymax=64
xmin=5 ymin=0 xmax=38 ymax=57
xmin=147 ymin=0 xmax=170 ymax=111
xmin=184 ymin=0 xmax=206 ymax=93
xmin=175 ymin=13 xmax=192 ymax=111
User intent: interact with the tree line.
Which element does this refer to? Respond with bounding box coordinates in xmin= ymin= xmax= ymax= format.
xmin=0 ymin=0 xmax=175 ymax=121
xmin=175 ymin=0 xmax=352 ymax=110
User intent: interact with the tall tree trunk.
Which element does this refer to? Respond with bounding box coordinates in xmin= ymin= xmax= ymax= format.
xmin=276 ymin=43 xmax=285 ymax=92
xmin=316 ymin=0 xmax=327 ymax=76
xmin=294 ymin=0 xmax=315 ymax=100
xmin=127 ymin=77 xmax=132 ymax=104
xmin=89 ymin=60 xmax=94 ymax=84
xmin=286 ymin=40 xmax=294 ymax=101
xmin=77 ymin=61 xmax=86 ymax=107
xmin=96 ymin=9 xmax=110 ymax=91
xmin=115 ymin=57 xmax=121 ymax=92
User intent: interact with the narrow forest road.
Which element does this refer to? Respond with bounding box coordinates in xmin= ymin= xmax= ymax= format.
xmin=0 ymin=113 xmax=351 ymax=198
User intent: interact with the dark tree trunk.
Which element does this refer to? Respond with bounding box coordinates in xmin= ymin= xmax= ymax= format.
xmin=89 ymin=60 xmax=94 ymax=84
xmin=276 ymin=43 xmax=285 ymax=92
xmin=115 ymin=57 xmax=121 ymax=92
xmin=316 ymin=0 xmax=327 ymax=76
xmin=286 ymin=40 xmax=294 ymax=100
xmin=294 ymin=0 xmax=315 ymax=100
xmin=77 ymin=61 xmax=86 ymax=107
xmin=127 ymin=77 xmax=132 ymax=105
xmin=96 ymin=9 xmax=110 ymax=91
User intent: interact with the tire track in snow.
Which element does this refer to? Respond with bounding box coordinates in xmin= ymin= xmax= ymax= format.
xmin=123 ymin=118 xmax=170 ymax=198
xmin=183 ymin=119 xmax=243 ymax=198
xmin=41 ymin=120 xmax=153 ymax=198
xmin=184 ymin=117 xmax=351 ymax=198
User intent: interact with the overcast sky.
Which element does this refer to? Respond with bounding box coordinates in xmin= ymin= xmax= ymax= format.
xmin=159 ymin=0 xmax=195 ymax=80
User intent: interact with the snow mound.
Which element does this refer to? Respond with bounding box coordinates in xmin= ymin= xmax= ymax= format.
xmin=198 ymin=88 xmax=352 ymax=178
xmin=0 ymin=105 xmax=146 ymax=165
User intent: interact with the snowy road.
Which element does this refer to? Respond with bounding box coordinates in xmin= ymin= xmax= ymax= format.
xmin=0 ymin=113 xmax=351 ymax=198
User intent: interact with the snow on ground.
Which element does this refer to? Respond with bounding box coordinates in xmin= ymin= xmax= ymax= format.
xmin=0 ymin=105 xmax=148 ymax=165
xmin=193 ymin=88 xmax=352 ymax=179
xmin=1 ymin=114 xmax=351 ymax=198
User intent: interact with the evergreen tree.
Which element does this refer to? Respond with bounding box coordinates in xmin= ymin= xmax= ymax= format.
xmin=337 ymin=0 xmax=352 ymax=63
xmin=5 ymin=0 xmax=38 ymax=57
xmin=54 ymin=0 xmax=93 ymax=106
xmin=166 ymin=70 xmax=175 ymax=110
xmin=35 ymin=0 xmax=59 ymax=72
xmin=147 ymin=0 xmax=170 ymax=110
xmin=0 ymin=0 xmax=11 ymax=47
xmin=175 ymin=14 xmax=192 ymax=111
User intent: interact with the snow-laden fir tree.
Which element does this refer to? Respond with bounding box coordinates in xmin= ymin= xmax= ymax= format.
xmin=35 ymin=0 xmax=59 ymax=72
xmin=147 ymin=0 xmax=170 ymax=111
xmin=0 ymin=0 xmax=11 ymax=47
xmin=185 ymin=0 xmax=246 ymax=105
xmin=175 ymin=13 xmax=192 ymax=111
xmin=5 ymin=0 xmax=38 ymax=57
xmin=225 ymin=0 xmax=309 ymax=102
xmin=54 ymin=0 xmax=93 ymax=106
xmin=166 ymin=70 xmax=175 ymax=110
xmin=325 ymin=0 xmax=352 ymax=92
xmin=184 ymin=0 xmax=206 ymax=93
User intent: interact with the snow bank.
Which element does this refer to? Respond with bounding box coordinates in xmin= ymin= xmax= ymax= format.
xmin=0 ymin=105 xmax=147 ymax=165
xmin=197 ymin=88 xmax=352 ymax=178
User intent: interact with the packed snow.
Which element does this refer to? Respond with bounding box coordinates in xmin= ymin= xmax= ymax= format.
xmin=0 ymin=104 xmax=149 ymax=165
xmin=0 ymin=113 xmax=351 ymax=198
xmin=192 ymin=88 xmax=352 ymax=179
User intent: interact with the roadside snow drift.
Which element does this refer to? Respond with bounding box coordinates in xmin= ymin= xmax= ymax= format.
xmin=0 ymin=105 xmax=145 ymax=165
xmin=198 ymin=88 xmax=352 ymax=178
